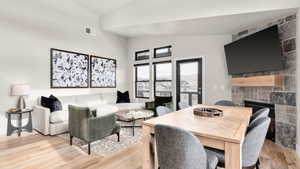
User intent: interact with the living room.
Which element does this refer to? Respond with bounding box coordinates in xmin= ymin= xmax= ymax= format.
xmin=0 ymin=0 xmax=300 ymax=169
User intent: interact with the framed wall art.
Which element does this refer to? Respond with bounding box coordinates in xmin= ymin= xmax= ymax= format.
xmin=50 ymin=48 xmax=89 ymax=88
xmin=90 ymin=56 xmax=116 ymax=88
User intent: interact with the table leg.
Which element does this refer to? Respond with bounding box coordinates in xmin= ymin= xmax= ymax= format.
xmin=7 ymin=114 xmax=13 ymax=136
xmin=142 ymin=125 xmax=155 ymax=169
xmin=18 ymin=113 xmax=22 ymax=136
xmin=225 ymin=142 xmax=242 ymax=169
xmin=132 ymin=120 xmax=135 ymax=136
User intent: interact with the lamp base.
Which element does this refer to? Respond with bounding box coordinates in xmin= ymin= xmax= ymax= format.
xmin=17 ymin=96 xmax=26 ymax=110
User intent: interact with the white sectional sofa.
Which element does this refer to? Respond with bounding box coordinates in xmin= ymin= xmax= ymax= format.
xmin=32 ymin=93 xmax=145 ymax=135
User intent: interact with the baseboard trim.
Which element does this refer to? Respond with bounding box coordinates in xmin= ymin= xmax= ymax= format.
xmin=297 ymin=144 xmax=300 ymax=158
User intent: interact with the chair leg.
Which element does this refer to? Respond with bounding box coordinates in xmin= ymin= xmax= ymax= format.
xmin=256 ymin=161 xmax=260 ymax=169
xmin=70 ymin=135 xmax=73 ymax=145
xmin=88 ymin=143 xmax=91 ymax=155
xmin=117 ymin=133 xmax=120 ymax=142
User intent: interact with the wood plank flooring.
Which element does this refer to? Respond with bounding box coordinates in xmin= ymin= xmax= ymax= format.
xmin=0 ymin=133 xmax=298 ymax=169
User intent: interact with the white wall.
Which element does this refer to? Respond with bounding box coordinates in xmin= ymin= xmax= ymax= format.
xmin=0 ymin=0 xmax=129 ymax=135
xmin=128 ymin=35 xmax=232 ymax=105
xmin=296 ymin=9 xmax=300 ymax=157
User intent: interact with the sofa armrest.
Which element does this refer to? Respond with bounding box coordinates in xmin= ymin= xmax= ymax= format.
xmin=32 ymin=105 xmax=50 ymax=135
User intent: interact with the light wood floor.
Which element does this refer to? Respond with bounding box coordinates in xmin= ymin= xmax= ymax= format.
xmin=0 ymin=133 xmax=299 ymax=169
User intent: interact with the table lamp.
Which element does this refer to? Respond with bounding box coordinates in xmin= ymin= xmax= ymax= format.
xmin=11 ymin=84 xmax=30 ymax=110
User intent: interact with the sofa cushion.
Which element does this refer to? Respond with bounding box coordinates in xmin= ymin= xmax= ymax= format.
xmin=101 ymin=92 xmax=117 ymax=104
xmin=115 ymin=103 xmax=145 ymax=111
xmin=93 ymin=104 xmax=119 ymax=117
xmin=75 ymin=94 xmax=105 ymax=107
xmin=58 ymin=96 xmax=77 ymax=111
xmin=50 ymin=110 xmax=68 ymax=123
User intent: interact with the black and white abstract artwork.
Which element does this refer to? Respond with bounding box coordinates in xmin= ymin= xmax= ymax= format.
xmin=51 ymin=49 xmax=89 ymax=88
xmin=90 ymin=56 xmax=116 ymax=88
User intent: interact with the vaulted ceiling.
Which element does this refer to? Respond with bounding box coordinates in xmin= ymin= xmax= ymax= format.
xmin=96 ymin=0 xmax=300 ymax=37
xmin=73 ymin=0 xmax=136 ymax=16
xmin=49 ymin=0 xmax=300 ymax=37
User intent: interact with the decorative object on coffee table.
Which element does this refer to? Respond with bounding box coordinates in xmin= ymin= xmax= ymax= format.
xmin=50 ymin=48 xmax=89 ymax=88
xmin=11 ymin=84 xmax=30 ymax=110
xmin=116 ymin=109 xmax=154 ymax=136
xmin=7 ymin=109 xmax=33 ymax=136
xmin=193 ymin=108 xmax=223 ymax=117
xmin=90 ymin=55 xmax=116 ymax=88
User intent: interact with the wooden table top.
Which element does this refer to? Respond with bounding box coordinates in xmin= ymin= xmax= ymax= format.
xmin=143 ymin=105 xmax=252 ymax=143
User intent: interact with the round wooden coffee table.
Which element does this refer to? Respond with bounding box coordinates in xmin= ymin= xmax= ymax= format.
xmin=115 ymin=109 xmax=154 ymax=136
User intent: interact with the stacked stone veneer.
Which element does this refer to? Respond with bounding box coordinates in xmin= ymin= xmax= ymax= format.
xmin=231 ymin=14 xmax=297 ymax=149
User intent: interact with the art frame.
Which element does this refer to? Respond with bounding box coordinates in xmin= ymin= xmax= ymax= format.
xmin=90 ymin=55 xmax=117 ymax=88
xmin=50 ymin=48 xmax=89 ymax=88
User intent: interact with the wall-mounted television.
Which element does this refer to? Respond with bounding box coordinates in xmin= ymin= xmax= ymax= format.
xmin=224 ymin=25 xmax=284 ymax=75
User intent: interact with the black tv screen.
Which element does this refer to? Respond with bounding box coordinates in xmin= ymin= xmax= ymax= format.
xmin=224 ymin=25 xmax=284 ymax=74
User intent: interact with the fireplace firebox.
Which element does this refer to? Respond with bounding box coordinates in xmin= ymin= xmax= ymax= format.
xmin=244 ymin=100 xmax=275 ymax=142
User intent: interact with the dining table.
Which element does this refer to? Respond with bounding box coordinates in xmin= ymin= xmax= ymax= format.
xmin=142 ymin=104 xmax=252 ymax=169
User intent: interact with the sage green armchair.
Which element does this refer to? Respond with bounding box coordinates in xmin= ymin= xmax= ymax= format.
xmin=68 ymin=105 xmax=120 ymax=155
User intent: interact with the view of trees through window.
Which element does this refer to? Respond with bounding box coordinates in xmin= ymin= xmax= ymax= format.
xmin=135 ymin=64 xmax=150 ymax=98
xmin=135 ymin=46 xmax=172 ymax=99
xmin=179 ymin=62 xmax=199 ymax=106
xmin=154 ymin=62 xmax=172 ymax=97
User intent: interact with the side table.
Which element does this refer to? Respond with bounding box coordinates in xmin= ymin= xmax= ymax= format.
xmin=7 ymin=109 xmax=33 ymax=136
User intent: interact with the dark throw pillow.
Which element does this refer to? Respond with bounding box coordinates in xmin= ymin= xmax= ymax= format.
xmin=116 ymin=91 xmax=130 ymax=103
xmin=40 ymin=95 xmax=62 ymax=112
xmin=49 ymin=95 xmax=63 ymax=112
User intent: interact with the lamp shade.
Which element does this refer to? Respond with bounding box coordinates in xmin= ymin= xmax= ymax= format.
xmin=11 ymin=84 xmax=30 ymax=96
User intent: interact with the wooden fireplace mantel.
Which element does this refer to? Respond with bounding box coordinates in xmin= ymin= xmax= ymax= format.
xmin=232 ymin=75 xmax=284 ymax=87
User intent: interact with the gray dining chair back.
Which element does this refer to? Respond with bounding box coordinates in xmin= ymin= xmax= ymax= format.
xmin=214 ymin=100 xmax=235 ymax=106
xmin=156 ymin=106 xmax=172 ymax=116
xmin=155 ymin=124 xmax=207 ymax=169
xmin=243 ymin=117 xmax=271 ymax=167
xmin=179 ymin=102 xmax=190 ymax=110
xmin=249 ymin=108 xmax=269 ymax=126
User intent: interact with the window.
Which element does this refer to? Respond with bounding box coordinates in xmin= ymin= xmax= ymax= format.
xmin=135 ymin=50 xmax=150 ymax=61
xmin=154 ymin=46 xmax=172 ymax=58
xmin=154 ymin=61 xmax=172 ymax=97
xmin=135 ymin=64 xmax=150 ymax=98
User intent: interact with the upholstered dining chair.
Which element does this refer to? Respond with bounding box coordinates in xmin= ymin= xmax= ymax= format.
xmin=214 ymin=100 xmax=236 ymax=106
xmin=156 ymin=106 xmax=172 ymax=116
xmin=249 ymin=108 xmax=270 ymax=126
xmin=178 ymin=102 xmax=190 ymax=110
xmin=206 ymin=117 xmax=271 ymax=169
xmin=155 ymin=124 xmax=218 ymax=169
xmin=68 ymin=105 xmax=120 ymax=155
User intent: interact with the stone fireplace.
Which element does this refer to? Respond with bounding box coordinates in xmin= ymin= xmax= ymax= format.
xmin=231 ymin=14 xmax=297 ymax=150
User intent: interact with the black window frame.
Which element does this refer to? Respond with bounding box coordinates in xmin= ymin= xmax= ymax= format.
xmin=135 ymin=50 xmax=150 ymax=61
xmin=153 ymin=61 xmax=172 ymax=97
xmin=154 ymin=45 xmax=172 ymax=58
xmin=135 ymin=63 xmax=150 ymax=99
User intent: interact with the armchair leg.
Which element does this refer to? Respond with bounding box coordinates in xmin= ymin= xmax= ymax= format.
xmin=255 ymin=161 xmax=260 ymax=169
xmin=88 ymin=143 xmax=91 ymax=155
xmin=117 ymin=133 xmax=120 ymax=142
xmin=70 ymin=135 xmax=73 ymax=145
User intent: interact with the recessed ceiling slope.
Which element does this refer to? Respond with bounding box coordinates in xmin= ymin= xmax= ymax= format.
xmin=107 ymin=8 xmax=298 ymax=37
xmin=101 ymin=0 xmax=300 ymax=30
xmin=73 ymin=0 xmax=136 ymax=15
